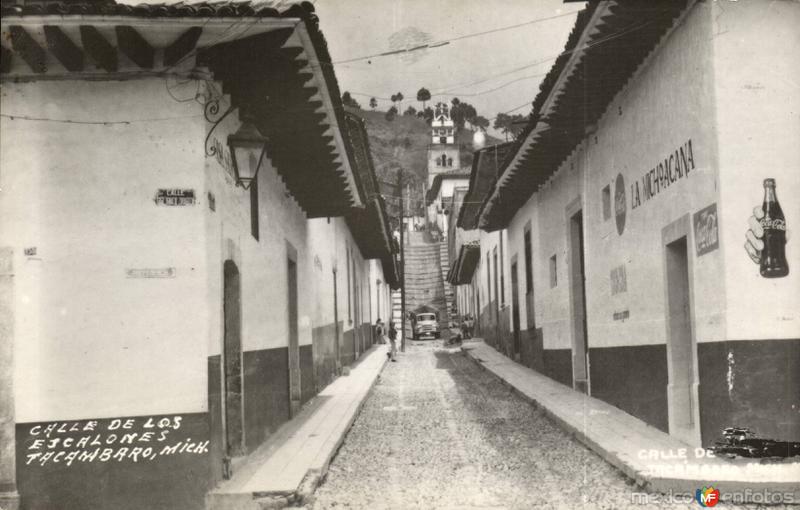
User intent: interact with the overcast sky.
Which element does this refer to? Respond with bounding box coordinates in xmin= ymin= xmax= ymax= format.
xmin=314 ymin=0 xmax=585 ymax=125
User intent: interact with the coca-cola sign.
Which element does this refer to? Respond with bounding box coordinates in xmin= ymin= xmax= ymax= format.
xmin=693 ymin=203 xmax=719 ymax=256
xmin=760 ymin=218 xmax=786 ymax=231
xmin=614 ymin=173 xmax=626 ymax=235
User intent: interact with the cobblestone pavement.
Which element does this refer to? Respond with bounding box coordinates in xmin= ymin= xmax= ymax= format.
xmin=308 ymin=340 xmax=781 ymax=510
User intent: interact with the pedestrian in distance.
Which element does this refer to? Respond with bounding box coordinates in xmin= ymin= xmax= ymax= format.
xmin=387 ymin=322 xmax=398 ymax=362
xmin=448 ymin=321 xmax=462 ymax=346
xmin=375 ymin=318 xmax=386 ymax=344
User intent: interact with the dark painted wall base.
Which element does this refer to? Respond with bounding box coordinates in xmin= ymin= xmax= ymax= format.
xmin=208 ymin=356 xmax=224 ymax=485
xmin=543 ymin=349 xmax=572 ymax=388
xmin=342 ymin=329 xmax=355 ymax=366
xmin=243 ymin=347 xmax=290 ymax=453
xmin=300 ymin=344 xmax=314 ymax=406
xmin=698 ymin=338 xmax=800 ymax=445
xmin=589 ymin=344 xmax=669 ymax=433
xmin=519 ymin=327 xmax=544 ymax=373
xmin=497 ymin=307 xmax=513 ymax=359
xmin=312 ymin=321 xmax=340 ymax=391
xmin=16 ymin=320 xmax=381 ymax=510
xmin=16 ymin=413 xmax=211 ymax=510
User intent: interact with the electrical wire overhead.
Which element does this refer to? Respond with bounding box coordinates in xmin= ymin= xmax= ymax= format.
xmin=331 ymin=10 xmax=580 ymax=65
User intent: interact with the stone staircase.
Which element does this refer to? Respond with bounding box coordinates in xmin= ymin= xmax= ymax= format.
xmin=389 ymin=233 xmax=456 ymax=339
xmin=404 ymin=237 xmax=449 ymax=336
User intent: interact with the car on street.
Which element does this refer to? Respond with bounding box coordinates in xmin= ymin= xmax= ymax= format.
xmin=413 ymin=312 xmax=439 ymax=340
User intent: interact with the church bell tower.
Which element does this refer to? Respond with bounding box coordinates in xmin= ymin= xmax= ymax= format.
xmin=427 ymin=102 xmax=460 ymax=187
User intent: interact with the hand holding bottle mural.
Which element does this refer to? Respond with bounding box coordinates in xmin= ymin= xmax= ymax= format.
xmin=745 ymin=179 xmax=789 ymax=278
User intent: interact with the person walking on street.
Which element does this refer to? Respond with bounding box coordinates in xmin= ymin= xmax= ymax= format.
xmin=387 ymin=322 xmax=398 ymax=362
xmin=375 ymin=318 xmax=387 ymax=344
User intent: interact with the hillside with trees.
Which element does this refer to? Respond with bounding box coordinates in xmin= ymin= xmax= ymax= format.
xmin=344 ymin=105 xmax=501 ymax=215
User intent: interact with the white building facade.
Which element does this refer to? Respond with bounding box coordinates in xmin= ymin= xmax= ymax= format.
xmin=478 ymin=0 xmax=799 ymax=447
xmin=0 ymin=3 xmax=398 ymax=509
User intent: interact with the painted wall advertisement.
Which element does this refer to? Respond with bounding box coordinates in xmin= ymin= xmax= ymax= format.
xmin=693 ymin=203 xmax=719 ymax=256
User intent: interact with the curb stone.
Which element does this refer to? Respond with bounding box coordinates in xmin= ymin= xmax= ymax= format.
xmin=461 ymin=345 xmax=800 ymax=504
xmin=283 ymin=354 xmax=388 ymax=509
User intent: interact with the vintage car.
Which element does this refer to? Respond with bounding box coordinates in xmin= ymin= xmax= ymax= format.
xmin=413 ymin=312 xmax=440 ymax=339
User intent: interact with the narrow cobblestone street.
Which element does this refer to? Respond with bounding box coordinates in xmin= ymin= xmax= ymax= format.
xmin=309 ymin=341 xmax=774 ymax=510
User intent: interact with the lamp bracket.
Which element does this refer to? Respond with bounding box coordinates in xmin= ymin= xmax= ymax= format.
xmin=204 ymin=98 xmax=236 ymax=158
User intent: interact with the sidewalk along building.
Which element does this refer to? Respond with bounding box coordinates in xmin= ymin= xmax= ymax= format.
xmin=0 ymin=1 xmax=398 ymax=509
xmin=477 ymin=0 xmax=799 ymax=448
xmin=454 ymin=143 xmax=515 ymax=346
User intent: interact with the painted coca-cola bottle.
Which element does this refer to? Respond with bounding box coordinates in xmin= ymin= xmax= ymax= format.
xmin=760 ymin=178 xmax=789 ymax=278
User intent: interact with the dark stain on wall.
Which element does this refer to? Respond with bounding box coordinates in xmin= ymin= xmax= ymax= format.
xmin=698 ymin=338 xmax=800 ymax=445
xmin=16 ymin=413 xmax=210 ymax=510
xmin=242 ymin=347 xmax=289 ymax=453
xmin=589 ymin=344 xmax=669 ymax=433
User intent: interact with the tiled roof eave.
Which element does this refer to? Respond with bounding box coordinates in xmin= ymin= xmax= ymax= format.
xmin=455 ymin=244 xmax=480 ymax=284
xmin=479 ymin=0 xmax=691 ymax=231
xmin=0 ymin=1 xmax=310 ymax=19
xmin=293 ymin=22 xmax=362 ymax=209
xmin=2 ymin=1 xmax=363 ymax=217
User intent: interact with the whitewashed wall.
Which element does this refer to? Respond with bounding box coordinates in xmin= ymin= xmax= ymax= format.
xmin=1 ymin=79 xmax=208 ymax=422
xmin=712 ymin=0 xmax=800 ymax=341
xmin=505 ymin=3 xmax=728 ymax=351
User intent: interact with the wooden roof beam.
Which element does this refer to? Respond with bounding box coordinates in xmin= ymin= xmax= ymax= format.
xmin=80 ymin=25 xmax=116 ymax=72
xmin=9 ymin=26 xmax=46 ymax=73
xmin=0 ymin=45 xmax=12 ymax=74
xmin=164 ymin=26 xmax=202 ymax=67
xmin=44 ymin=25 xmax=83 ymax=72
xmin=116 ymin=26 xmax=154 ymax=69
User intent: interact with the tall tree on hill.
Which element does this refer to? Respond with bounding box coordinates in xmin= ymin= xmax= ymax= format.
xmin=463 ymin=103 xmax=477 ymax=128
xmin=395 ymin=92 xmax=404 ymax=110
xmin=417 ymin=106 xmax=434 ymax=125
xmin=369 ymin=97 xmax=377 ymax=110
xmin=494 ymin=113 xmax=527 ymax=141
xmin=450 ymin=98 xmax=478 ymax=131
xmin=473 ymin=115 xmax=490 ymax=132
xmin=416 ymin=87 xmax=431 ymax=110
xmin=341 ymin=91 xmax=361 ymax=109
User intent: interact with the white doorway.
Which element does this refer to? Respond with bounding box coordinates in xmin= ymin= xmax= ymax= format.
xmin=663 ymin=216 xmax=701 ymax=446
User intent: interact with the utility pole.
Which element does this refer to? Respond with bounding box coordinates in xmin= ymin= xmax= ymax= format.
xmin=422 ymin=181 xmax=429 ymax=233
xmin=398 ymin=168 xmax=406 ymax=353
